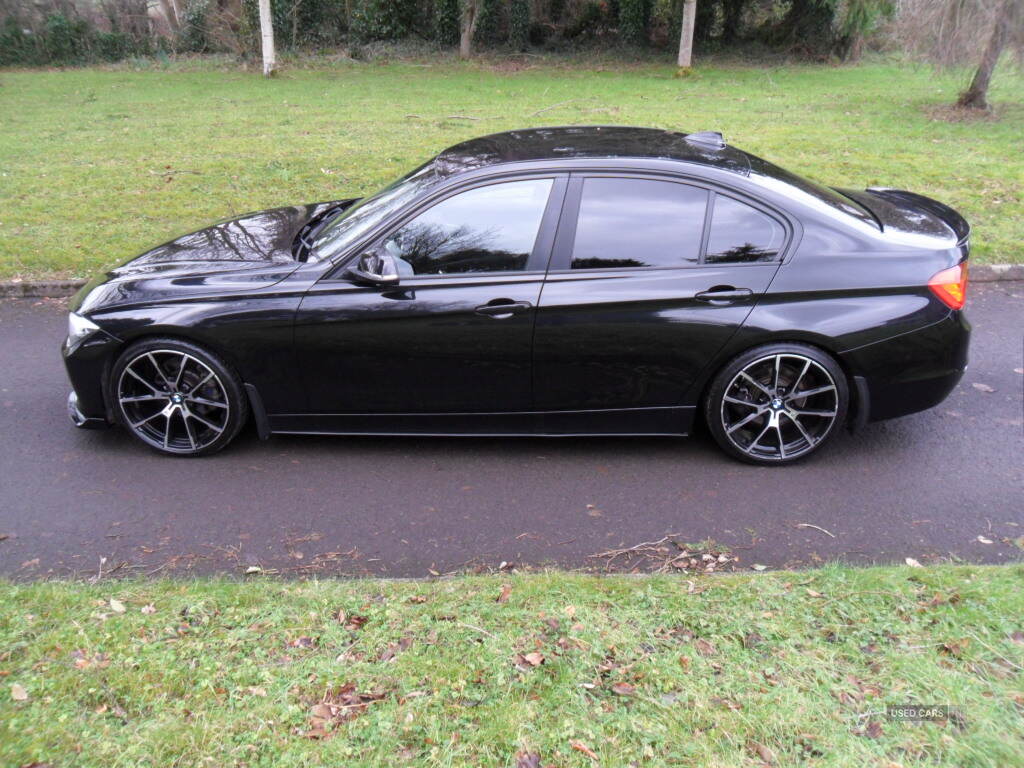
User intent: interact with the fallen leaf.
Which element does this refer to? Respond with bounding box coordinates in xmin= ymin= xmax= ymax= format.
xmin=515 ymin=752 xmax=542 ymax=768
xmin=743 ymin=632 xmax=764 ymax=649
xmin=497 ymin=584 xmax=512 ymax=603
xmin=747 ymin=740 xmax=776 ymax=764
xmin=408 ymin=595 xmax=428 ymax=604
xmin=977 ymin=535 xmax=994 ymax=544
xmin=711 ymin=696 xmax=741 ymax=710
xmin=905 ymin=557 xmax=923 ymax=567
xmin=140 ymin=603 xmax=156 ymax=614
xmin=942 ymin=638 xmax=970 ymax=657
xmin=805 ymin=588 xmax=825 ymax=598
xmin=309 ymin=702 xmax=334 ymax=721
xmin=570 ymin=740 xmax=598 ymax=761
xmin=694 ymin=638 xmax=716 ymax=657
xmin=288 ymin=636 xmax=316 ymax=649
xmin=864 ymin=720 xmax=884 ymax=739
xmin=247 ymin=686 xmax=267 ymax=697
xmin=523 ymin=652 xmax=544 ymax=667
xmin=1010 ymin=631 xmax=1024 ymax=645
xmin=20 ymin=558 xmax=39 ymax=570
xmin=109 ymin=599 xmax=126 ymax=614
xmin=610 ymin=682 xmax=636 ymax=696
xmin=751 ymin=564 xmax=768 ymax=571
xmin=971 ymin=382 xmax=995 ymax=393
xmin=11 ymin=683 xmax=27 ymax=701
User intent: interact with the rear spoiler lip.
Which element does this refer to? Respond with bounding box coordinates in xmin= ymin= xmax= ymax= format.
xmin=866 ymin=187 xmax=971 ymax=246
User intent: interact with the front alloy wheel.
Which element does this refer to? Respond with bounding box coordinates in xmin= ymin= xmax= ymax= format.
xmin=111 ymin=339 xmax=248 ymax=456
xmin=706 ymin=344 xmax=849 ymax=465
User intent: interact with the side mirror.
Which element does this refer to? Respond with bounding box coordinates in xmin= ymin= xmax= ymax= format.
xmin=345 ymin=252 xmax=400 ymax=287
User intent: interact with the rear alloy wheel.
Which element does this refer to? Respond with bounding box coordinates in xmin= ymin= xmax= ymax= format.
xmin=111 ymin=339 xmax=248 ymax=456
xmin=705 ymin=344 xmax=848 ymax=465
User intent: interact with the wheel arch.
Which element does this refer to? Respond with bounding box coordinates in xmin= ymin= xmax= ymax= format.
xmin=102 ymin=330 xmax=252 ymax=425
xmin=692 ymin=332 xmax=864 ymax=429
xmin=110 ymin=328 xmax=250 ymax=385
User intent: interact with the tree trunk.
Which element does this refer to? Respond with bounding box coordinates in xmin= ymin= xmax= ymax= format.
xmin=168 ymin=0 xmax=181 ymax=30
xmin=157 ymin=0 xmax=180 ymax=33
xmin=459 ymin=0 xmax=479 ymax=60
xmin=957 ymin=0 xmax=1012 ymax=110
xmin=258 ymin=0 xmax=276 ymax=77
xmin=677 ymin=0 xmax=697 ymax=68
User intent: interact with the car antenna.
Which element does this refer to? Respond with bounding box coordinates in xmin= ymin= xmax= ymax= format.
xmin=683 ymin=131 xmax=726 ymax=150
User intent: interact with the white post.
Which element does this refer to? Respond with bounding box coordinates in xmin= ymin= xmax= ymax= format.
xmin=258 ymin=0 xmax=276 ymax=77
xmin=677 ymin=0 xmax=696 ymax=69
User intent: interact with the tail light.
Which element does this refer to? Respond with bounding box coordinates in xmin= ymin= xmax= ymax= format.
xmin=928 ymin=262 xmax=969 ymax=310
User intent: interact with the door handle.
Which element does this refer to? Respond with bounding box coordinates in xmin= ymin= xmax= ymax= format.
xmin=474 ymin=299 xmax=533 ymax=318
xmin=694 ymin=286 xmax=754 ymax=304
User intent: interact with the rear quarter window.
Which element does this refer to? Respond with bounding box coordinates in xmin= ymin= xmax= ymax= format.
xmin=704 ymin=194 xmax=786 ymax=264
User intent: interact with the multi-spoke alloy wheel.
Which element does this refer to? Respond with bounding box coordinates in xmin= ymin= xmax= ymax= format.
xmin=111 ymin=339 xmax=247 ymax=456
xmin=705 ymin=344 xmax=849 ymax=465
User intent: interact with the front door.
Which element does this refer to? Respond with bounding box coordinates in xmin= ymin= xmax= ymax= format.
xmin=533 ymin=175 xmax=787 ymax=415
xmin=293 ymin=176 xmax=565 ymax=417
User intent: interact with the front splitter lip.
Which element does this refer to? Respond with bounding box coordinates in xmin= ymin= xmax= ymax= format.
xmin=68 ymin=391 xmax=109 ymax=430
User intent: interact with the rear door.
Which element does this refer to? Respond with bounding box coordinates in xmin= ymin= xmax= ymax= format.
xmin=533 ymin=174 xmax=788 ymax=414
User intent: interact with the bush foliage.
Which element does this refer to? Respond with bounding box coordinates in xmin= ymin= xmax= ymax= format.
xmin=0 ymin=0 xmax=899 ymax=65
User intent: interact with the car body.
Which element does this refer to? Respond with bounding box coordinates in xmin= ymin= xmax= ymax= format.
xmin=64 ymin=126 xmax=971 ymax=464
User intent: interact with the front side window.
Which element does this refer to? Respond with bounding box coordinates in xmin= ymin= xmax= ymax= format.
xmin=570 ymin=178 xmax=708 ymax=270
xmin=704 ymin=194 xmax=786 ymax=263
xmin=384 ymin=179 xmax=553 ymax=275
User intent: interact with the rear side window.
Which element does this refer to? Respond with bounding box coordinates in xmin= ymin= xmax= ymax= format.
xmin=570 ymin=178 xmax=708 ymax=270
xmin=704 ymin=194 xmax=786 ymax=264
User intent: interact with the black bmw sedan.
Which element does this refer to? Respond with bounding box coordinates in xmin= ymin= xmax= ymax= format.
xmin=64 ymin=126 xmax=970 ymax=464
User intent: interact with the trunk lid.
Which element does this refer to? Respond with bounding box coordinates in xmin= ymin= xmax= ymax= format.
xmin=836 ymin=187 xmax=970 ymax=248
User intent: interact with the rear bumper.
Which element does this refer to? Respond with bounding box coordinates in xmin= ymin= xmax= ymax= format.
xmin=841 ymin=310 xmax=970 ymax=422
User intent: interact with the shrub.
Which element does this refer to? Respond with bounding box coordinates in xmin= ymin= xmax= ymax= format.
xmin=509 ymin=0 xmax=530 ymax=50
xmin=0 ymin=18 xmax=39 ymax=65
xmin=474 ymin=0 xmax=502 ymax=45
xmin=434 ymin=0 xmax=460 ymax=44
xmin=178 ymin=0 xmax=212 ymax=53
xmin=351 ymin=0 xmax=416 ymax=42
xmin=618 ymin=0 xmax=649 ymax=45
xmin=40 ymin=12 xmax=91 ymax=64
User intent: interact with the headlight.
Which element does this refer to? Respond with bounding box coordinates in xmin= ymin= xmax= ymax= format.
xmin=66 ymin=312 xmax=101 ymax=353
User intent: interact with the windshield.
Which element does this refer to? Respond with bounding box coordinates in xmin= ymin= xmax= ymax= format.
xmin=310 ymin=161 xmax=439 ymax=263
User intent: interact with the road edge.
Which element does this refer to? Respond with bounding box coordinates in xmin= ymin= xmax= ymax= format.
xmin=2 ymin=264 xmax=1023 ymax=299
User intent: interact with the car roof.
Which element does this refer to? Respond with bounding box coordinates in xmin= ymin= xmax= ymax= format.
xmin=433 ymin=126 xmax=752 ymax=177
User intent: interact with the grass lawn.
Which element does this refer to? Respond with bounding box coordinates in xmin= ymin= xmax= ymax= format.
xmin=0 ymin=58 xmax=1021 ymax=281
xmin=1 ymin=565 xmax=1023 ymax=766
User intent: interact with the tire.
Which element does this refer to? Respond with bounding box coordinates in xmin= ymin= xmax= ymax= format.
xmin=108 ymin=337 xmax=249 ymax=457
xmin=704 ymin=342 xmax=849 ymax=466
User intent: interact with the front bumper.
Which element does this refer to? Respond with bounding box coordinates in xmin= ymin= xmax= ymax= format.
xmin=68 ymin=390 xmax=109 ymax=429
xmin=63 ymin=324 xmax=121 ymax=426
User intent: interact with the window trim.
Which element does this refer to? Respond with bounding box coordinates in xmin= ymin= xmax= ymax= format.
xmin=546 ymin=171 xmax=794 ymax=274
xmin=323 ymin=173 xmax=569 ymax=281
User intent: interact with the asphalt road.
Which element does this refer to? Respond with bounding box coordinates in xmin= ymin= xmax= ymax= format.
xmin=1 ymin=284 xmax=1022 ymax=579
